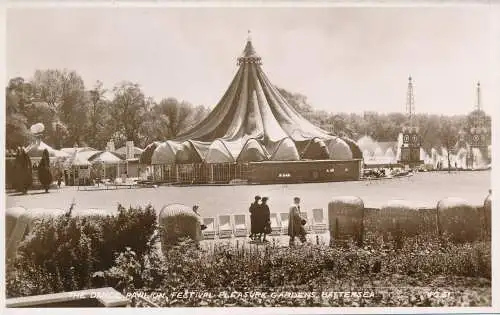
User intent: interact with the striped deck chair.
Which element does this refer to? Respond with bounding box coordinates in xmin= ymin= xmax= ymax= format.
xmin=202 ymin=217 xmax=216 ymax=239
xmin=233 ymin=214 xmax=248 ymax=237
xmin=280 ymin=213 xmax=289 ymax=234
xmin=312 ymin=208 xmax=328 ymax=233
xmin=269 ymin=213 xmax=282 ymax=235
xmin=218 ymin=215 xmax=233 ymax=239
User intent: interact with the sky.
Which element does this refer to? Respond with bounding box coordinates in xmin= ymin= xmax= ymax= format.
xmin=6 ymin=5 xmax=500 ymax=115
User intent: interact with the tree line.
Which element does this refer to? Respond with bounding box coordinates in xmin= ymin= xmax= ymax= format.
xmin=6 ymin=69 xmax=209 ymax=151
xmin=6 ymin=69 xmax=491 ymax=153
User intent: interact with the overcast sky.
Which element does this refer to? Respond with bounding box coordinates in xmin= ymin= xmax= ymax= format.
xmin=6 ymin=6 xmax=500 ymax=115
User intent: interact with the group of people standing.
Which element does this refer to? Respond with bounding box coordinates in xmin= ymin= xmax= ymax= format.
xmin=249 ymin=196 xmax=271 ymax=242
xmin=249 ymin=195 xmax=308 ymax=246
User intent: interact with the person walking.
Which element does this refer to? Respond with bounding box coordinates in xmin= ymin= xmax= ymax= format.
xmin=192 ymin=204 xmax=207 ymax=231
xmin=288 ymin=197 xmax=307 ymax=246
xmin=249 ymin=195 xmax=261 ymax=240
xmin=260 ymin=197 xmax=271 ymax=242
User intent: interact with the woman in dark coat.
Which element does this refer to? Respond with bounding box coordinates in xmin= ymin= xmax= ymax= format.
xmin=249 ymin=195 xmax=261 ymax=240
xmin=259 ymin=197 xmax=271 ymax=242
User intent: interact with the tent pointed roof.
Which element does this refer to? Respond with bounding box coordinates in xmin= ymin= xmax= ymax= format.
xmin=174 ymin=37 xmax=333 ymax=149
xmin=241 ymin=39 xmax=259 ymax=58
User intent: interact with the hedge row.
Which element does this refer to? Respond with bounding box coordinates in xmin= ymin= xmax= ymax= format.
xmin=329 ymin=194 xmax=491 ymax=247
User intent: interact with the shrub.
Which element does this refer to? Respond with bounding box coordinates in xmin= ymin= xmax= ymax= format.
xmin=378 ymin=200 xmax=422 ymax=248
xmin=97 ymin=204 xmax=158 ymax=270
xmin=14 ymin=147 xmax=32 ymax=194
xmin=328 ymin=196 xmax=364 ymax=247
xmin=481 ymin=192 xmax=491 ymax=239
xmin=158 ymin=204 xmax=201 ymax=253
xmin=436 ymin=198 xmax=481 ymax=243
xmin=5 ymin=207 xmax=67 ymax=261
xmin=6 ymin=204 xmax=158 ymax=298
xmin=38 ymin=149 xmax=53 ymax=192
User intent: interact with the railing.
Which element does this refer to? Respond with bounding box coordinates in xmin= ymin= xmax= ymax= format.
xmin=152 ymin=163 xmax=251 ymax=185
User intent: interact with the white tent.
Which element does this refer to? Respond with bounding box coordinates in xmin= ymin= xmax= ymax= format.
xmin=270 ymin=138 xmax=300 ymax=161
xmin=90 ymin=151 xmax=123 ymax=164
xmin=25 ymin=141 xmax=70 ymax=159
xmin=151 ymin=141 xmax=183 ymax=165
xmin=237 ymin=138 xmax=268 ymax=162
xmin=327 ymin=138 xmax=353 ymax=160
xmin=205 ymin=140 xmax=236 ymax=163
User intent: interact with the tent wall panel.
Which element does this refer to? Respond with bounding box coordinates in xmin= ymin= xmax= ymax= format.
xmin=270 ymin=138 xmax=300 ymax=161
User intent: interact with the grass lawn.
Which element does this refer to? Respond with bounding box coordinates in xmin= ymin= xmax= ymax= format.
xmin=6 ymin=170 xmax=491 ymax=218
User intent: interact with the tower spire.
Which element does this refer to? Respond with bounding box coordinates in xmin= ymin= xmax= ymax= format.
xmin=476 ymin=81 xmax=481 ymax=112
xmin=406 ymin=75 xmax=415 ymax=126
xmin=238 ymin=30 xmax=261 ymax=66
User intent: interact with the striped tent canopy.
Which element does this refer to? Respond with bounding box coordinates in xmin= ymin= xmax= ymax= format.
xmin=146 ymin=38 xmax=361 ymax=164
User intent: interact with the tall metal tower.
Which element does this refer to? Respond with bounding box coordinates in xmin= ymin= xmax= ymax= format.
xmin=469 ymin=81 xmax=488 ymax=147
xmin=399 ymin=75 xmax=422 ymax=168
xmin=475 ymin=81 xmax=481 ymax=112
xmin=406 ymin=76 xmax=415 ymax=126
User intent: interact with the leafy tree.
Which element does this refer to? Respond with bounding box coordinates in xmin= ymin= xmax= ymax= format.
xmin=276 ymin=86 xmax=313 ymax=114
xmin=5 ymin=88 xmax=30 ymax=149
xmin=87 ymin=81 xmax=110 ymax=149
xmin=156 ymin=98 xmax=194 ymax=138
xmin=110 ymin=82 xmax=147 ymax=144
xmin=31 ymin=69 xmax=88 ymax=147
xmin=38 ymin=149 xmax=53 ymax=193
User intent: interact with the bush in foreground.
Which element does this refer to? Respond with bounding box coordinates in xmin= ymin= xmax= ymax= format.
xmin=103 ymin=236 xmax=491 ymax=307
xmin=6 ymin=204 xmax=157 ymax=298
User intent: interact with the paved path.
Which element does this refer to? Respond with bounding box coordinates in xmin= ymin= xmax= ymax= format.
xmin=6 ymin=171 xmax=490 ymax=218
xmin=199 ymin=231 xmax=331 ymax=250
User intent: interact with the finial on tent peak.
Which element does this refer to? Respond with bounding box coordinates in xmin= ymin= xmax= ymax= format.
xmin=247 ymin=30 xmax=252 ymax=42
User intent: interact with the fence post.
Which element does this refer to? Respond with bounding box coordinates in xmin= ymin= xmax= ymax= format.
xmin=209 ymin=164 xmax=214 ymax=184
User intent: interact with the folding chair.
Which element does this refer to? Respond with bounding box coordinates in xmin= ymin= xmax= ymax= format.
xmin=269 ymin=213 xmax=282 ymax=235
xmin=218 ymin=215 xmax=233 ymax=239
xmin=233 ymin=214 xmax=248 ymax=237
xmin=280 ymin=213 xmax=289 ymax=234
xmin=202 ymin=217 xmax=216 ymax=239
xmin=312 ymin=208 xmax=328 ymax=233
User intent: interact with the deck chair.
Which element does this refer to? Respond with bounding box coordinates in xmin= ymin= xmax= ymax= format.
xmin=280 ymin=213 xmax=289 ymax=234
xmin=269 ymin=213 xmax=282 ymax=235
xmin=202 ymin=217 xmax=216 ymax=239
xmin=300 ymin=212 xmax=312 ymax=232
xmin=312 ymin=208 xmax=328 ymax=233
xmin=218 ymin=215 xmax=233 ymax=239
xmin=233 ymin=214 xmax=248 ymax=237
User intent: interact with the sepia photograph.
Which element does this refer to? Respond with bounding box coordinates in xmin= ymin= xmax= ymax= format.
xmin=3 ymin=1 xmax=498 ymax=311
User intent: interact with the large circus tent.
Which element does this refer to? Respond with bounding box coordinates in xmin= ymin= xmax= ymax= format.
xmin=142 ymin=37 xmax=362 ymax=184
